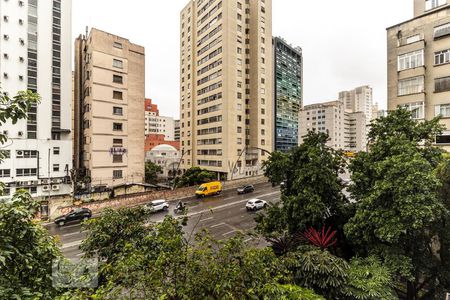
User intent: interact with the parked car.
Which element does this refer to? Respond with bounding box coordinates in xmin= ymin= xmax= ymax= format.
xmin=246 ymin=199 xmax=267 ymax=211
xmin=195 ymin=181 xmax=222 ymax=198
xmin=145 ymin=199 xmax=169 ymax=213
xmin=54 ymin=208 xmax=92 ymax=227
xmin=237 ymin=185 xmax=255 ymax=194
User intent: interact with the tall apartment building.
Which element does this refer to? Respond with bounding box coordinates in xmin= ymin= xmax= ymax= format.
xmin=144 ymin=98 xmax=176 ymax=140
xmin=74 ymin=28 xmax=145 ymax=188
xmin=299 ymin=100 xmax=367 ymax=152
xmin=180 ymin=0 xmax=273 ymax=179
xmin=338 ymin=85 xmax=373 ymax=125
xmin=0 ymin=0 xmax=72 ymax=199
xmin=387 ymin=0 xmax=450 ymax=147
xmin=273 ymin=37 xmax=302 ymax=152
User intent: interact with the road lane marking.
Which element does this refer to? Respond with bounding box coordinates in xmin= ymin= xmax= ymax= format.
xmin=222 ymin=230 xmax=237 ymax=236
xmin=76 ymin=253 xmax=84 ymax=257
xmin=210 ymin=222 xmax=226 ymax=228
xmin=61 ymin=240 xmax=82 ymax=250
xmin=200 ymin=216 xmax=214 ymax=222
xmin=62 ymin=231 xmax=86 ymax=237
xmin=59 ymin=224 xmax=83 ymax=229
xmin=58 ymin=190 xmax=281 ymax=250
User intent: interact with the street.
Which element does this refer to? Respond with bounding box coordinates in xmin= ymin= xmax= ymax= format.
xmin=45 ymin=182 xmax=281 ymax=260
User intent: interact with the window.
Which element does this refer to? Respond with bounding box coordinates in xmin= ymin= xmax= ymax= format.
xmin=434 ymin=22 xmax=450 ymax=39
xmin=113 ymin=59 xmax=123 ymax=69
xmin=16 ymin=150 xmax=38 ymax=158
xmin=435 ymin=104 xmax=450 ymax=117
xmin=435 ymin=49 xmax=450 ymax=65
xmin=53 ymin=164 xmax=60 ymax=172
xmin=113 ymin=42 xmax=123 ymax=49
xmin=261 ymin=119 xmax=265 ymax=125
xmin=53 ymin=147 xmax=60 ymax=155
xmin=435 ymin=76 xmax=450 ymax=93
xmin=113 ymin=138 xmax=123 ymax=146
xmin=113 ymin=107 xmax=123 ymax=115
xmin=436 ymin=132 xmax=450 ymax=144
xmin=113 ymin=170 xmax=123 ymax=179
xmin=398 ymin=76 xmax=424 ymax=96
xmin=399 ymin=102 xmax=424 ymax=119
xmin=113 ymin=90 xmax=123 ymax=100
xmin=113 ymin=75 xmax=123 ymax=84
xmin=113 ymin=123 xmax=123 ymax=131
xmin=16 ymin=168 xmax=37 ymax=177
xmin=0 ymin=169 xmax=11 ymax=178
xmin=113 ymin=155 xmax=123 ymax=163
xmin=426 ymin=0 xmax=447 ymax=11
xmin=398 ymin=50 xmax=424 ymax=71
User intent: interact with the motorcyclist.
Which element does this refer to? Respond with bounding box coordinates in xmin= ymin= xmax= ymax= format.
xmin=176 ymin=201 xmax=185 ymax=211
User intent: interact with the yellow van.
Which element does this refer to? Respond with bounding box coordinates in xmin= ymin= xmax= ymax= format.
xmin=195 ymin=181 xmax=222 ymax=198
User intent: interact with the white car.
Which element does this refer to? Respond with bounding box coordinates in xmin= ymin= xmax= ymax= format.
xmin=146 ymin=199 xmax=169 ymax=213
xmin=246 ymin=199 xmax=267 ymax=211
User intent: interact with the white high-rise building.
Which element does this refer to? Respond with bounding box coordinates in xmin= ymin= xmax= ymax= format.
xmin=0 ymin=0 xmax=73 ymax=199
xmin=338 ymin=85 xmax=373 ymax=126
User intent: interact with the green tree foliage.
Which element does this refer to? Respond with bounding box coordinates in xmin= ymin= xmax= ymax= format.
xmin=345 ymin=108 xmax=450 ymax=299
xmin=0 ymin=191 xmax=62 ymax=299
xmin=262 ymin=284 xmax=325 ymax=300
xmin=72 ymin=207 xmax=321 ymax=299
xmin=144 ymin=161 xmax=162 ymax=184
xmin=343 ymin=256 xmax=396 ymax=300
xmin=258 ymin=131 xmax=348 ymax=236
xmin=175 ymin=166 xmax=216 ymax=187
xmin=286 ymin=247 xmax=349 ymax=299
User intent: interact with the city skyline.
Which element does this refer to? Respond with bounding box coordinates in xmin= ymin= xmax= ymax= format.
xmin=73 ymin=0 xmax=413 ymax=118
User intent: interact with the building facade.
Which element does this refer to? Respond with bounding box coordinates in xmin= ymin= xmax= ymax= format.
xmin=387 ymin=0 xmax=450 ymax=147
xmin=0 ymin=0 xmax=73 ymax=198
xmin=273 ymin=37 xmax=302 ymax=152
xmin=74 ymin=28 xmax=145 ymax=188
xmin=299 ymin=100 xmax=367 ymax=152
xmin=144 ymin=98 xmax=176 ymax=140
xmin=338 ymin=85 xmax=373 ymax=126
xmin=180 ymin=0 xmax=273 ymax=179
xmin=145 ymin=144 xmax=181 ymax=180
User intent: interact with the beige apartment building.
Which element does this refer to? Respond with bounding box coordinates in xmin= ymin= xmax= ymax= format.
xmin=180 ymin=0 xmax=273 ymax=179
xmin=74 ymin=28 xmax=145 ymax=188
xmin=299 ymin=100 xmax=367 ymax=152
xmin=387 ymin=0 xmax=450 ymax=147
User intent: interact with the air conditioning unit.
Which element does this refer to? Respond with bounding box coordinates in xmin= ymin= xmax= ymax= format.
xmin=30 ymin=180 xmax=39 ymax=185
xmin=42 ymin=185 xmax=50 ymax=192
xmin=41 ymin=179 xmax=49 ymax=184
xmin=51 ymin=179 xmax=59 ymax=184
xmin=51 ymin=185 xmax=60 ymax=191
xmin=17 ymin=150 xmax=23 ymax=156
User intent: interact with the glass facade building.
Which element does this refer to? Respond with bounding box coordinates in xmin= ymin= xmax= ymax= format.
xmin=273 ymin=37 xmax=303 ymax=152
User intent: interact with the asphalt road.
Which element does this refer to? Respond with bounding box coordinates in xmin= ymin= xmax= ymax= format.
xmin=45 ymin=182 xmax=281 ymax=260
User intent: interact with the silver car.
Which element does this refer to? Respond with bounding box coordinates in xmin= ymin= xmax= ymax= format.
xmin=146 ymin=199 xmax=169 ymax=213
xmin=246 ymin=199 xmax=267 ymax=211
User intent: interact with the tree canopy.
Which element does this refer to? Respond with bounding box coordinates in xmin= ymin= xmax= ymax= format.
xmin=174 ymin=166 xmax=216 ymax=188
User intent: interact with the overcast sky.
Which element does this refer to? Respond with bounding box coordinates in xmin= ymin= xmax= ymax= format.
xmin=73 ymin=0 xmax=413 ymax=118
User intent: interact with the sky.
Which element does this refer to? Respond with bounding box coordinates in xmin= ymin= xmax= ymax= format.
xmin=73 ymin=0 xmax=413 ymax=118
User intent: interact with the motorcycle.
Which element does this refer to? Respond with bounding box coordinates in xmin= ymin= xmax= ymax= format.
xmin=174 ymin=203 xmax=186 ymax=215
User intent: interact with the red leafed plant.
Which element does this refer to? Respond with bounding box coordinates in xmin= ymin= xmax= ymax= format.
xmin=302 ymin=226 xmax=337 ymax=250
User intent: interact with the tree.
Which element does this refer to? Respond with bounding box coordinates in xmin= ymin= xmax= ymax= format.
xmin=345 ymin=108 xmax=450 ymax=299
xmin=72 ymin=206 xmax=321 ymax=299
xmin=286 ymin=247 xmax=349 ymax=299
xmin=175 ymin=166 xmax=216 ymax=188
xmin=343 ymin=256 xmax=396 ymax=300
xmin=257 ymin=131 xmax=348 ymax=236
xmin=144 ymin=161 xmax=162 ymax=184
xmin=0 ymin=191 xmax=62 ymax=299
